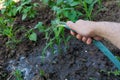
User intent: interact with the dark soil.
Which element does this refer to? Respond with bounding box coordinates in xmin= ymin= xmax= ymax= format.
xmin=1 ymin=1 xmax=120 ymax=80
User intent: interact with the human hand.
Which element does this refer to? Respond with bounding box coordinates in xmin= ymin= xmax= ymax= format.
xmin=66 ymin=20 xmax=103 ymax=44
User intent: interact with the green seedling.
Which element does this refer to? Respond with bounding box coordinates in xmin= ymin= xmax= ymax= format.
xmin=0 ymin=17 xmax=20 ymax=48
xmin=111 ymin=70 xmax=120 ymax=76
xmin=41 ymin=19 xmax=71 ymax=56
xmin=17 ymin=0 xmax=39 ymax=20
xmin=13 ymin=70 xmax=23 ymax=80
xmin=0 ymin=0 xmax=39 ymax=48
xmin=42 ymin=0 xmax=102 ymax=21
xmin=29 ymin=32 xmax=37 ymax=41
xmin=116 ymin=56 xmax=120 ymax=61
xmin=1 ymin=0 xmax=38 ymax=20
xmin=89 ymin=77 xmax=96 ymax=80
xmin=98 ymin=0 xmax=102 ymax=8
xmin=42 ymin=0 xmax=83 ymax=21
xmin=107 ymin=70 xmax=120 ymax=76
xmin=100 ymin=69 xmax=120 ymax=76
xmin=80 ymin=0 xmax=99 ymax=20
xmin=40 ymin=69 xmax=45 ymax=76
xmin=27 ymin=22 xmax=45 ymax=42
xmin=2 ymin=26 xmax=13 ymax=38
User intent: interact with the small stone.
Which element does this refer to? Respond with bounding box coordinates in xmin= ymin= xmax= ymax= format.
xmin=52 ymin=61 xmax=56 ymax=64
xmin=85 ymin=50 xmax=88 ymax=53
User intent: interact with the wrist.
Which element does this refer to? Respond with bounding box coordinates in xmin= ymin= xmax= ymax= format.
xmin=93 ymin=22 xmax=107 ymax=37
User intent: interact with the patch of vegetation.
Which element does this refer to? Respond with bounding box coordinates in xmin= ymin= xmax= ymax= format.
xmin=42 ymin=0 xmax=102 ymax=21
xmin=1 ymin=0 xmax=38 ymax=20
xmin=0 ymin=0 xmax=105 ymax=80
xmin=13 ymin=70 xmax=23 ymax=80
xmin=26 ymin=22 xmax=45 ymax=42
xmin=100 ymin=69 xmax=120 ymax=76
xmin=40 ymin=69 xmax=45 ymax=76
xmin=0 ymin=0 xmax=38 ymax=48
xmin=0 ymin=0 xmax=103 ymax=52
xmin=40 ymin=0 xmax=103 ymax=54
xmin=42 ymin=19 xmax=71 ymax=55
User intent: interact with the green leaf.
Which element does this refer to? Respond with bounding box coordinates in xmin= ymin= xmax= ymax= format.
xmin=17 ymin=6 xmax=23 ymax=12
xmin=40 ymin=69 xmax=45 ymax=76
xmin=85 ymin=0 xmax=93 ymax=4
xmin=70 ymin=1 xmax=79 ymax=6
xmin=52 ymin=6 xmax=60 ymax=11
xmin=57 ymin=0 xmax=63 ymax=5
xmin=22 ymin=14 xmax=27 ymax=20
xmin=34 ymin=22 xmax=45 ymax=32
xmin=66 ymin=0 xmax=73 ymax=3
xmin=63 ymin=11 xmax=69 ymax=17
xmin=1 ymin=9 xmax=6 ymax=14
xmin=13 ymin=70 xmax=23 ymax=80
xmin=42 ymin=0 xmax=49 ymax=4
xmin=33 ymin=3 xmax=39 ymax=7
xmin=29 ymin=32 xmax=37 ymax=41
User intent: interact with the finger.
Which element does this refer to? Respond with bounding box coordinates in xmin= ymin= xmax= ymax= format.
xmin=66 ymin=21 xmax=76 ymax=31
xmin=94 ymin=36 xmax=103 ymax=40
xmin=86 ymin=38 xmax=92 ymax=45
xmin=76 ymin=34 xmax=82 ymax=40
xmin=82 ymin=37 xmax=87 ymax=42
xmin=70 ymin=31 xmax=76 ymax=36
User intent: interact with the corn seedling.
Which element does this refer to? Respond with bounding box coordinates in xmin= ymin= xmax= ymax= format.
xmin=79 ymin=0 xmax=100 ymax=20
xmin=42 ymin=19 xmax=71 ymax=56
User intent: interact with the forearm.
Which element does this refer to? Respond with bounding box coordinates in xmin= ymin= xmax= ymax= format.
xmin=95 ymin=22 xmax=120 ymax=49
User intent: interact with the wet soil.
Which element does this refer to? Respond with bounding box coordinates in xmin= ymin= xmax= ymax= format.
xmin=1 ymin=0 xmax=120 ymax=80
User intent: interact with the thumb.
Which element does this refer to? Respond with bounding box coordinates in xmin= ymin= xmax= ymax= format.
xmin=66 ymin=21 xmax=77 ymax=31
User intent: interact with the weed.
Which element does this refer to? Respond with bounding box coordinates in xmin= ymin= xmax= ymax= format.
xmin=116 ymin=56 xmax=120 ymax=61
xmin=100 ymin=69 xmax=120 ymax=76
xmin=80 ymin=0 xmax=99 ymax=20
xmin=13 ymin=70 xmax=23 ymax=80
xmin=108 ymin=70 xmax=120 ymax=76
xmin=40 ymin=69 xmax=45 ymax=76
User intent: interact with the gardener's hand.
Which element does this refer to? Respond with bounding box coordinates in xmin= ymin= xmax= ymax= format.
xmin=66 ymin=20 xmax=102 ymax=44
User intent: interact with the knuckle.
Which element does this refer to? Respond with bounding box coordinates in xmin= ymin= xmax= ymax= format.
xmin=75 ymin=19 xmax=84 ymax=24
xmin=66 ymin=21 xmax=74 ymax=27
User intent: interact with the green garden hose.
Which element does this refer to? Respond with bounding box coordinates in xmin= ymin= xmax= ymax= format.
xmin=59 ymin=22 xmax=120 ymax=70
